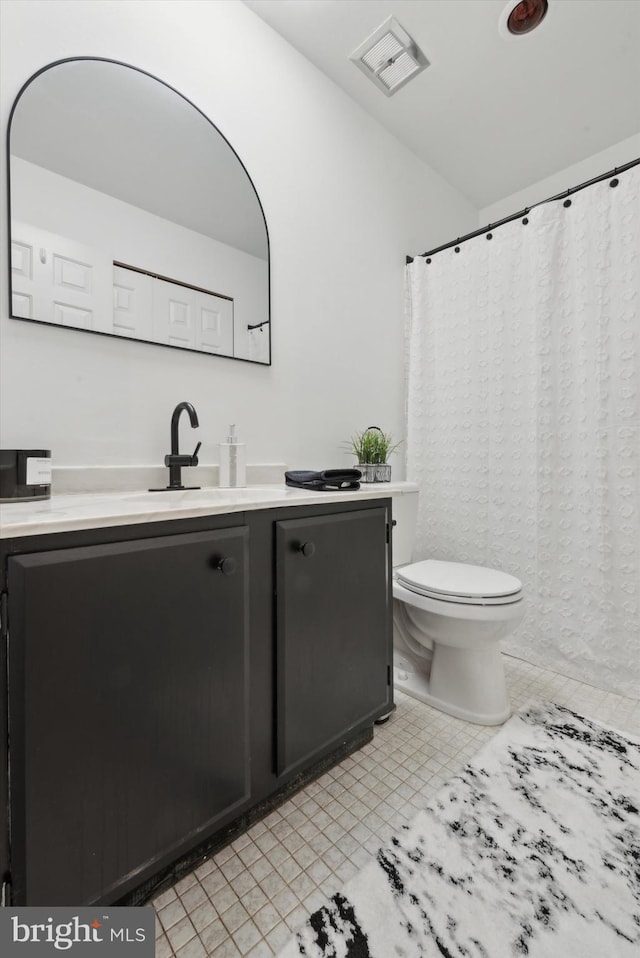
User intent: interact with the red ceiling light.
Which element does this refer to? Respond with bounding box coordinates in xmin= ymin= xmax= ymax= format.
xmin=505 ymin=0 xmax=549 ymax=36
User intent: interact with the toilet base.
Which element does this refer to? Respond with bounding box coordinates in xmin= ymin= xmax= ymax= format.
xmin=393 ymin=644 xmax=512 ymax=726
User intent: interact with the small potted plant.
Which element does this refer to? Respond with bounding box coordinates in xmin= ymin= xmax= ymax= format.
xmin=346 ymin=426 xmax=401 ymax=482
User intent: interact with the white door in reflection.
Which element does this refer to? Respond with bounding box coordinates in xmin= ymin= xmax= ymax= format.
xmin=11 ymin=221 xmax=112 ymax=332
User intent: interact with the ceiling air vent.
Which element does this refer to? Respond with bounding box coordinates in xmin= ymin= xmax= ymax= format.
xmin=350 ymin=16 xmax=429 ymax=97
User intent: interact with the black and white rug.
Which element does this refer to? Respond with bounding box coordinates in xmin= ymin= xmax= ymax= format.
xmin=278 ymin=702 xmax=640 ymax=958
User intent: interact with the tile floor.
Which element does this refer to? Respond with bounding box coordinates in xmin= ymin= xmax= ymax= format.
xmin=153 ymin=655 xmax=640 ymax=958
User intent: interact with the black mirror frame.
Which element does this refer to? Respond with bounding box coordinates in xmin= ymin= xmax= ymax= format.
xmin=6 ymin=56 xmax=271 ymax=365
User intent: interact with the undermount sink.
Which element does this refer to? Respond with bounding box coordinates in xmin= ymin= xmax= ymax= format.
xmin=124 ymin=487 xmax=284 ymax=505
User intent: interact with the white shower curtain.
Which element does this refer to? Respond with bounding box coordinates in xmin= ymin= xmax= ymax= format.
xmin=406 ymin=164 xmax=640 ymax=698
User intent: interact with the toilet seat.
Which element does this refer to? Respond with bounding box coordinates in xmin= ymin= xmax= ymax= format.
xmin=395 ymin=560 xmax=522 ymax=606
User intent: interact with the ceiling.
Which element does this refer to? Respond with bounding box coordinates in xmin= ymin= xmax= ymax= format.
xmin=243 ymin=0 xmax=640 ymax=209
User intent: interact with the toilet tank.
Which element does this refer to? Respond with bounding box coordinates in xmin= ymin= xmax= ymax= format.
xmin=391 ymin=488 xmax=419 ymax=567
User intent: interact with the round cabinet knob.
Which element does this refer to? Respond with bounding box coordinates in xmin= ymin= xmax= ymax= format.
xmin=214 ymin=556 xmax=237 ymax=576
xmin=297 ymin=541 xmax=315 ymax=558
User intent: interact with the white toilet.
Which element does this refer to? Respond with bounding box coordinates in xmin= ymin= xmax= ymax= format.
xmin=391 ymin=489 xmax=525 ymax=726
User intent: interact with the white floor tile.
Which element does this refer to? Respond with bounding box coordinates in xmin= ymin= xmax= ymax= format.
xmin=155 ymin=653 xmax=639 ymax=955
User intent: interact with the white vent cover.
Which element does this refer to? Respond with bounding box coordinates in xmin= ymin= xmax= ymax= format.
xmin=350 ymin=16 xmax=429 ymax=97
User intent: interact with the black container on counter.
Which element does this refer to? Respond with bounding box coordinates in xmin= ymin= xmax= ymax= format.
xmin=0 ymin=449 xmax=51 ymax=502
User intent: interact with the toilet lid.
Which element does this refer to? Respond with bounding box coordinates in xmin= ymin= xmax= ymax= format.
xmin=396 ymin=560 xmax=522 ymax=602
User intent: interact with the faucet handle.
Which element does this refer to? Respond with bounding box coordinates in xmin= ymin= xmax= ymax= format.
xmin=164 ymin=443 xmax=200 ymax=468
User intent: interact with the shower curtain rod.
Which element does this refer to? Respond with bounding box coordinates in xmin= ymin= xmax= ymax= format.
xmin=406 ymin=156 xmax=640 ymax=265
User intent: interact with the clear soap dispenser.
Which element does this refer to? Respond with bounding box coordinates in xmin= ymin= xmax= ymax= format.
xmin=219 ymin=424 xmax=246 ymax=488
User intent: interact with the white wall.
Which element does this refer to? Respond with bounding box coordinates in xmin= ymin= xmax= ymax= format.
xmin=479 ymin=133 xmax=640 ymax=225
xmin=0 ymin=0 xmax=477 ymax=475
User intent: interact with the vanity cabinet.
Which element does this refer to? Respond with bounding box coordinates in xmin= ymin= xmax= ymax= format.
xmin=7 ymin=527 xmax=250 ymax=906
xmin=0 ymin=498 xmax=392 ymax=906
xmin=275 ymin=508 xmax=391 ymax=776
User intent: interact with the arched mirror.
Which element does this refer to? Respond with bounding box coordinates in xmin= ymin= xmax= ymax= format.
xmin=7 ymin=58 xmax=271 ymax=364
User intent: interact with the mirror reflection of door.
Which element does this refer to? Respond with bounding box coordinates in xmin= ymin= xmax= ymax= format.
xmin=11 ymin=222 xmax=112 ymax=332
xmin=8 ymin=58 xmax=270 ymax=364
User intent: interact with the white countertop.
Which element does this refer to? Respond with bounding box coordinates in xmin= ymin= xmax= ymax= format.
xmin=0 ymin=481 xmax=418 ymax=539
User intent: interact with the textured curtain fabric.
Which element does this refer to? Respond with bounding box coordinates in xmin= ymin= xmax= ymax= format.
xmin=406 ymin=165 xmax=640 ymax=697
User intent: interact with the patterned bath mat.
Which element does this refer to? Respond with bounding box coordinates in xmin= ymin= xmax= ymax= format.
xmin=278 ymin=702 xmax=640 ymax=958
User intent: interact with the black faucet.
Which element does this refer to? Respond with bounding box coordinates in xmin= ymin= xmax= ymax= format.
xmin=151 ymin=401 xmax=201 ymax=491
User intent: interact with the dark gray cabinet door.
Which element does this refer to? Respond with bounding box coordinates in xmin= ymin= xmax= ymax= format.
xmin=8 ymin=527 xmax=249 ymax=905
xmin=275 ymin=507 xmax=391 ymax=776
